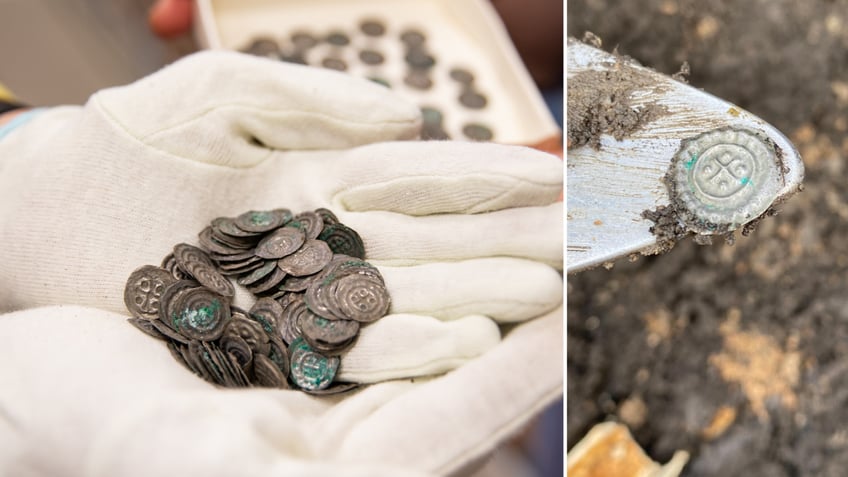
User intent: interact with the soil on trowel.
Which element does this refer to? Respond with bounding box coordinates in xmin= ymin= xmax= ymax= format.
xmin=567 ymin=36 xmax=668 ymax=150
xmin=568 ymin=1 xmax=848 ymax=476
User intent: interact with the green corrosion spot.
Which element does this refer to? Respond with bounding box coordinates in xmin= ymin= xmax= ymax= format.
xmin=685 ymin=153 xmax=698 ymax=170
xmin=741 ymin=177 xmax=751 ymax=186
xmin=180 ymin=300 xmax=221 ymax=330
xmin=250 ymin=211 xmax=272 ymax=226
xmin=251 ymin=313 xmax=274 ymax=333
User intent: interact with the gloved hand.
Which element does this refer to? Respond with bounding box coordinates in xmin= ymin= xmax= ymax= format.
xmin=0 ymin=51 xmax=562 ymax=474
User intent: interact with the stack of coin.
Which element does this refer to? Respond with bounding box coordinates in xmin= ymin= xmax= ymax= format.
xmin=124 ymin=208 xmax=390 ymax=394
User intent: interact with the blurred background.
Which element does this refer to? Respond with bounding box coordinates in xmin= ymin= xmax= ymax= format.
xmin=568 ymin=1 xmax=848 ymax=475
xmin=0 ymin=0 xmax=563 ymax=476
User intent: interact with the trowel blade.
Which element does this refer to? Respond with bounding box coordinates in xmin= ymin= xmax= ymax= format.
xmin=566 ymin=39 xmax=804 ymax=273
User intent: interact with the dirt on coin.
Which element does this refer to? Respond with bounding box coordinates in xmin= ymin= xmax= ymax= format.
xmin=568 ymin=1 xmax=848 ymax=476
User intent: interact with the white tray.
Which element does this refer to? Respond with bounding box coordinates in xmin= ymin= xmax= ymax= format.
xmin=193 ymin=0 xmax=559 ymax=144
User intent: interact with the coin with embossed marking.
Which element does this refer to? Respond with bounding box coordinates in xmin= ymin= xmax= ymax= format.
xmin=314 ymin=208 xmax=338 ymax=226
xmin=318 ymin=224 xmax=365 ymax=258
xmin=666 ymin=128 xmax=784 ymax=233
xmin=294 ymin=211 xmax=324 ymax=240
xmin=277 ymin=239 xmax=333 ymax=276
xmin=301 ymin=313 xmax=359 ymax=349
xmin=255 ymin=227 xmax=306 ymax=259
xmin=247 ymin=266 xmax=287 ymax=295
xmin=249 ymin=297 xmax=283 ymax=334
xmin=124 ymin=265 xmax=176 ymax=320
xmin=213 ymin=217 xmax=263 ymax=239
xmin=331 ymin=274 xmax=390 ymax=323
xmin=199 ymin=227 xmax=247 ymax=256
xmin=289 ymin=337 xmax=339 ymax=391
xmin=170 ymin=287 xmax=231 ymax=341
xmin=161 ymin=253 xmax=190 ymax=280
xmin=278 ymin=272 xmax=322 ymax=293
xmin=173 ymin=243 xmax=235 ymax=297
xmin=225 ymin=313 xmax=270 ymax=356
xmin=235 ymin=210 xmax=288 ymax=233
xmin=221 ymin=333 xmax=253 ymax=372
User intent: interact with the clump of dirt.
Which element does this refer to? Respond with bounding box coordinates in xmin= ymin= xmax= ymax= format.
xmin=567 ymin=36 xmax=668 ymax=150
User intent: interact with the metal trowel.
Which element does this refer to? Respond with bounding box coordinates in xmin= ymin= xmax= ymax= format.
xmin=566 ymin=38 xmax=805 ymax=273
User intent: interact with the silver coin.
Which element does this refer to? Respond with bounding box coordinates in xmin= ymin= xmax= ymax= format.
xmin=277 ymin=272 xmax=322 ymax=293
xmin=124 ymin=265 xmax=176 ymax=320
xmin=314 ymin=208 xmax=338 ymax=226
xmin=234 ymin=210 xmax=287 ymax=233
xmin=237 ymin=261 xmax=277 ymax=286
xmin=248 ymin=297 xmax=283 ymax=334
xmin=255 ymin=227 xmax=306 ymax=259
xmin=150 ymin=314 xmax=191 ymax=344
xmin=300 ymin=313 xmax=359 ymax=348
xmin=161 ymin=253 xmax=190 ymax=280
xmin=171 ymin=287 xmax=232 ymax=341
xmin=246 ymin=266 xmax=287 ymax=295
xmin=293 ymin=211 xmax=324 ymax=240
xmin=225 ymin=314 xmax=270 ymax=356
xmin=173 ymin=243 xmax=235 ymax=297
xmin=277 ymin=239 xmax=333 ymax=277
xmin=288 ymin=338 xmax=339 ymax=391
xmin=332 ymin=274 xmax=390 ymax=323
xmin=318 ymin=224 xmax=365 ymax=259
xmin=220 ymin=333 xmax=253 ymax=373
xmin=212 ymin=217 xmax=263 ymax=239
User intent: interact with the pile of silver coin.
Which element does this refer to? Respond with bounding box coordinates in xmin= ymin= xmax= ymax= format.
xmin=123 ymin=208 xmax=391 ymax=394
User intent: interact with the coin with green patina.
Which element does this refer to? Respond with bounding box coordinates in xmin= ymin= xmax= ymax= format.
xmin=289 ymin=337 xmax=339 ymax=391
xmin=300 ymin=313 xmax=359 ymax=353
xmin=124 ymin=265 xmax=176 ymax=321
xmin=293 ymin=211 xmax=324 ymax=240
xmin=318 ymin=223 xmax=365 ymax=259
xmin=235 ymin=209 xmax=288 ymax=233
xmin=248 ymin=297 xmax=283 ymax=334
xmin=170 ymin=287 xmax=231 ymax=341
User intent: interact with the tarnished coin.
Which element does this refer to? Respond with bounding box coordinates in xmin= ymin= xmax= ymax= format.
xmin=182 ymin=342 xmax=213 ymax=381
xmin=234 ymin=210 xmax=288 ymax=233
xmin=300 ymin=313 xmax=360 ymax=350
xmin=291 ymin=31 xmax=318 ymax=50
xmin=405 ymin=49 xmax=435 ymax=69
xmin=199 ymin=227 xmax=248 ymax=256
xmin=237 ymin=261 xmax=277 ymax=286
xmin=292 ymin=211 xmax=324 ymax=240
xmin=289 ymin=338 xmax=339 ymax=391
xmin=267 ymin=338 xmax=291 ymax=381
xmin=249 ymin=297 xmax=283 ymax=334
xmin=226 ymin=352 xmax=253 ymax=387
xmin=253 ymin=353 xmax=288 ymax=388
xmin=328 ymin=273 xmax=391 ymax=323
xmin=325 ymin=31 xmax=350 ymax=46
xmin=449 ymin=67 xmax=475 ymax=85
xmin=314 ymin=208 xmax=338 ymax=225
xmin=124 ymin=265 xmax=176 ymax=320
xmin=220 ymin=333 xmax=253 ymax=372
xmin=127 ymin=317 xmax=167 ymax=341
xmin=459 ymin=89 xmax=488 ymax=109
xmin=318 ymin=224 xmax=365 ymax=259
xmin=150 ymin=315 xmax=191 ymax=344
xmin=241 ymin=37 xmax=280 ymax=57
xmin=211 ymin=250 xmax=257 ymax=263
xmin=247 ymin=266 xmax=287 ymax=295
xmin=277 ymin=272 xmax=322 ymax=293
xmin=212 ymin=217 xmax=263 ymax=239
xmin=462 ymin=123 xmax=494 ymax=141
xmin=277 ymin=239 xmax=333 ymax=276
xmin=225 ymin=313 xmax=271 ymax=356
xmin=359 ymin=49 xmax=384 ymax=65
xmin=190 ymin=340 xmax=225 ymax=385
xmin=173 ymin=243 xmax=235 ymax=297
xmin=280 ymin=294 xmax=309 ymax=344
xmin=219 ymin=260 xmax=266 ymax=277
xmin=302 ymin=381 xmax=360 ymax=396
xmin=170 ymin=287 xmax=231 ymax=341
xmin=255 ymin=227 xmax=306 ymax=259
xmin=400 ymin=29 xmax=426 ymax=47
xmin=166 ymin=341 xmax=191 ymax=370
xmin=404 ymin=70 xmax=433 ymax=90
xmin=360 ymin=19 xmax=386 ymax=36
xmin=161 ymin=253 xmax=190 ymax=280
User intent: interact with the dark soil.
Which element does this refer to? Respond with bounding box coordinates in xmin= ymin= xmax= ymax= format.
xmin=567 ymin=1 xmax=848 ymax=475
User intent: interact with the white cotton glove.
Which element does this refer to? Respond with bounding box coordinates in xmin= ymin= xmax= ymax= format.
xmin=0 ymin=305 xmax=562 ymax=477
xmin=0 ymin=51 xmax=562 ymax=474
xmin=0 ymin=51 xmax=562 ymax=383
